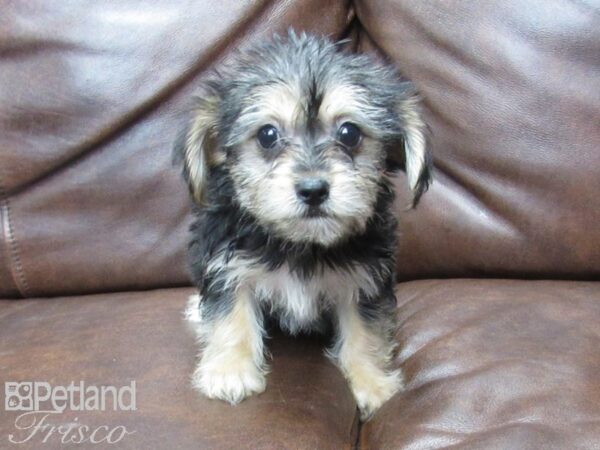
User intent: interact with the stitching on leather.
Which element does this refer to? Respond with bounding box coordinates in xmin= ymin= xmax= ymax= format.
xmin=0 ymin=179 xmax=30 ymax=298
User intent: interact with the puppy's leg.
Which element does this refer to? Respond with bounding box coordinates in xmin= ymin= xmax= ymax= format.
xmin=188 ymin=286 xmax=266 ymax=404
xmin=331 ymin=298 xmax=402 ymax=420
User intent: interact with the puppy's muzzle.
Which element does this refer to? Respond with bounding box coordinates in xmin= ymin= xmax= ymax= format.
xmin=295 ymin=178 xmax=329 ymax=206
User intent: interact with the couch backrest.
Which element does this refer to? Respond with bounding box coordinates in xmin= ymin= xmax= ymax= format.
xmin=0 ymin=0 xmax=353 ymax=297
xmin=1 ymin=0 xmax=598 ymax=298
xmin=357 ymin=0 xmax=600 ymax=281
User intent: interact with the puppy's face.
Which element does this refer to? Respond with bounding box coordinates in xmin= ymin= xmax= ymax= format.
xmin=176 ymin=32 xmax=431 ymax=246
xmin=225 ymin=81 xmax=392 ymax=246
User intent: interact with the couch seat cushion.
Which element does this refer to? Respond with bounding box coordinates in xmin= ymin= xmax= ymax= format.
xmin=364 ymin=279 xmax=600 ymax=449
xmin=0 ymin=288 xmax=357 ymax=449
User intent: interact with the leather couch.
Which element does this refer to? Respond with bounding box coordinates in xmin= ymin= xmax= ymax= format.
xmin=1 ymin=1 xmax=599 ymax=448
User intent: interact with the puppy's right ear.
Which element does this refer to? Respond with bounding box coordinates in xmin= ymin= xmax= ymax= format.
xmin=173 ymin=95 xmax=221 ymax=204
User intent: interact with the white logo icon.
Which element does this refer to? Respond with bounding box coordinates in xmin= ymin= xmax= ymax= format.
xmin=4 ymin=382 xmax=33 ymax=411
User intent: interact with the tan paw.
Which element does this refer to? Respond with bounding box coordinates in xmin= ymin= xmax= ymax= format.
xmin=351 ymin=369 xmax=403 ymax=421
xmin=192 ymin=359 xmax=266 ymax=405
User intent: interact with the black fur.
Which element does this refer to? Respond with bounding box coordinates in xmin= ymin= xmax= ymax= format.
xmin=186 ymin=164 xmax=398 ymax=326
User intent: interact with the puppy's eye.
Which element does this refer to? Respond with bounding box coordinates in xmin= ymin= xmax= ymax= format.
xmin=257 ymin=125 xmax=279 ymax=149
xmin=337 ymin=122 xmax=361 ymax=149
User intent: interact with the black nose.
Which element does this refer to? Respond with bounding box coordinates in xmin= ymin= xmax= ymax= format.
xmin=295 ymin=178 xmax=330 ymax=206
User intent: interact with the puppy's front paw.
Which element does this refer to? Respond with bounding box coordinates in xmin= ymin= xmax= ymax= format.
xmin=192 ymin=358 xmax=266 ymax=405
xmin=351 ymin=369 xmax=403 ymax=421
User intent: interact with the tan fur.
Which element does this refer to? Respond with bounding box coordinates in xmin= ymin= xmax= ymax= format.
xmin=398 ymin=96 xmax=428 ymax=191
xmin=319 ymin=84 xmax=363 ymax=125
xmin=239 ymin=82 xmax=303 ymax=132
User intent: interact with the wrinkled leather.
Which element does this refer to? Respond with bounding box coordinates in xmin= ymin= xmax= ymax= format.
xmin=2 ymin=1 xmax=599 ymax=297
xmin=357 ymin=0 xmax=600 ymax=281
xmin=0 ymin=206 xmax=21 ymax=297
xmin=0 ymin=288 xmax=358 ymax=449
xmin=363 ymin=279 xmax=600 ymax=449
xmin=2 ymin=282 xmax=598 ymax=449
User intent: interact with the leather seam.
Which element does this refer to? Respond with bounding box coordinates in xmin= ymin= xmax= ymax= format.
xmin=352 ymin=408 xmax=362 ymax=449
xmin=0 ymin=183 xmax=30 ymax=297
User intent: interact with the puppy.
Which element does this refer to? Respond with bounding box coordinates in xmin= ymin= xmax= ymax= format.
xmin=175 ymin=30 xmax=431 ymax=420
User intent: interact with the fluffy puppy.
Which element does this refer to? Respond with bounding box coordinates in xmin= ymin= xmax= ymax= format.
xmin=175 ymin=30 xmax=431 ymax=420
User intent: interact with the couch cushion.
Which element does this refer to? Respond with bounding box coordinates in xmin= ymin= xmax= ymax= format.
xmin=0 ymin=288 xmax=358 ymax=449
xmin=357 ymin=0 xmax=600 ymax=280
xmin=363 ymin=279 xmax=600 ymax=449
xmin=0 ymin=0 xmax=353 ymax=297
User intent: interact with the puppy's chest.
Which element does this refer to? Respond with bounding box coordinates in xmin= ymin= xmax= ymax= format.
xmin=252 ymin=264 xmax=372 ymax=331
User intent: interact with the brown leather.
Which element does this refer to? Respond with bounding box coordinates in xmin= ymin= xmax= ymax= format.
xmin=2 ymin=2 xmax=599 ymax=448
xmin=357 ymin=0 xmax=600 ymax=281
xmin=0 ymin=0 xmax=354 ymax=297
xmin=362 ymin=279 xmax=600 ymax=449
xmin=3 ymin=1 xmax=599 ymax=298
xmin=2 ymin=282 xmax=598 ymax=448
xmin=0 ymin=288 xmax=358 ymax=449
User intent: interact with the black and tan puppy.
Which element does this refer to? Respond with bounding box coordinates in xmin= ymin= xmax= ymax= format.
xmin=175 ymin=30 xmax=431 ymax=420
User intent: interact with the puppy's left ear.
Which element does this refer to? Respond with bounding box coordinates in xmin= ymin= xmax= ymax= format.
xmin=387 ymin=87 xmax=433 ymax=207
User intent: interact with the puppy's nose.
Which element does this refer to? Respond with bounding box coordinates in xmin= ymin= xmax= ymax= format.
xmin=295 ymin=178 xmax=330 ymax=206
